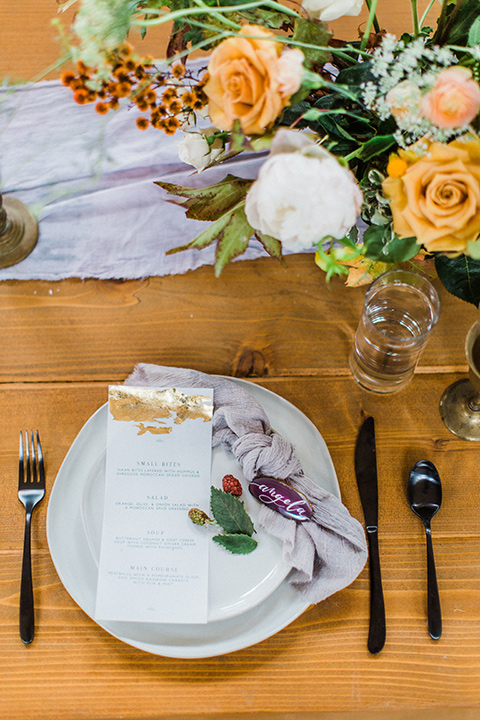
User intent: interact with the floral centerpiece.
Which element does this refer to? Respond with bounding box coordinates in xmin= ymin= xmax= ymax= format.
xmin=58 ymin=0 xmax=480 ymax=305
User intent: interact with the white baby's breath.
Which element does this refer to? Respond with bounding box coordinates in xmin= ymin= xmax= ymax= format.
xmin=72 ymin=0 xmax=132 ymax=75
xmin=362 ymin=34 xmax=465 ymax=147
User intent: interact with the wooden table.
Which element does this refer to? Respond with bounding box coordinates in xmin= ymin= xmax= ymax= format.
xmin=2 ymin=3 xmax=480 ymax=720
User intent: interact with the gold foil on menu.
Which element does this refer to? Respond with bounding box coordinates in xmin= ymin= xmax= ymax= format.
xmin=109 ymin=386 xmax=213 ymax=436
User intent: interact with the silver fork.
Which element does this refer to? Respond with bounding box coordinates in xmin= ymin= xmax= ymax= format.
xmin=18 ymin=431 xmax=45 ymax=644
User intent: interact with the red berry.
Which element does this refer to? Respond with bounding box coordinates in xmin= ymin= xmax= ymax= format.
xmin=222 ymin=474 xmax=243 ymax=497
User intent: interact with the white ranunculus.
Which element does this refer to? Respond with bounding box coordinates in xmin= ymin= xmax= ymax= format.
xmin=245 ymin=130 xmax=363 ymax=251
xmin=177 ymin=131 xmax=224 ymax=172
xmin=301 ymin=0 xmax=363 ymax=22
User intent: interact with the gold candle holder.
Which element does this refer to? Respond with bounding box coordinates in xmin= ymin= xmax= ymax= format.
xmin=439 ymin=318 xmax=480 ymax=440
xmin=0 ymin=193 xmax=38 ymax=268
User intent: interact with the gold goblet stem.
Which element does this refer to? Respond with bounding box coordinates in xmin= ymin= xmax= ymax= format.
xmin=440 ymin=319 xmax=480 ymax=441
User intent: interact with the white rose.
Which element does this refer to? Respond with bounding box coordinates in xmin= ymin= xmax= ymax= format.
xmin=301 ymin=0 xmax=363 ymax=22
xmin=245 ymin=130 xmax=363 ymax=251
xmin=277 ymin=49 xmax=305 ymax=99
xmin=177 ymin=131 xmax=223 ymax=172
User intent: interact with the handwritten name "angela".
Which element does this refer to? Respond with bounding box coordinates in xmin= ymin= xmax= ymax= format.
xmin=249 ymin=477 xmax=312 ymax=522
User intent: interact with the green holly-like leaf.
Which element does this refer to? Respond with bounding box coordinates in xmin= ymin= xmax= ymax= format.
xmin=210 ymin=486 xmax=255 ymax=535
xmin=166 ymin=209 xmax=234 ymax=254
xmin=212 ymin=534 xmax=258 ymax=554
xmin=155 ymin=175 xmax=253 ymax=222
xmin=214 ymin=204 xmax=254 ymax=276
xmin=255 ymin=232 xmax=284 ymax=262
xmin=435 ymin=254 xmax=480 ymax=306
xmin=166 ymin=202 xmax=254 ymax=273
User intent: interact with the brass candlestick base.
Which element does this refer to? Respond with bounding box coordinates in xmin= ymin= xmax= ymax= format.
xmin=440 ymin=319 xmax=480 ymax=441
xmin=0 ymin=196 xmax=38 ymax=268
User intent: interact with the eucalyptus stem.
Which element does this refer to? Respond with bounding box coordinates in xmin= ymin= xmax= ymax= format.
xmin=360 ymin=0 xmax=379 ymax=51
xmin=410 ymin=0 xmax=420 ymax=35
xmin=167 ymin=23 xmax=372 ymax=66
xmin=133 ymin=0 xmax=301 ymax=28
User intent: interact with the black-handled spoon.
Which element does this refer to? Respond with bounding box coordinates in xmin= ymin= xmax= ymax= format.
xmin=408 ymin=460 xmax=442 ymax=640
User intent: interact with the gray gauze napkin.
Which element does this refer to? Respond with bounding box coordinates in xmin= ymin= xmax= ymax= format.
xmin=125 ymin=363 xmax=367 ymax=604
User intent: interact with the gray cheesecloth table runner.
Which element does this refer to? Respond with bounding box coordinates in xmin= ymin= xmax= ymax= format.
xmin=126 ymin=364 xmax=368 ymax=605
xmin=0 ymin=69 xmax=315 ymax=281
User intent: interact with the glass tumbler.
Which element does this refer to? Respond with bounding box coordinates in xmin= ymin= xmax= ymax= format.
xmin=349 ymin=270 xmax=441 ymax=394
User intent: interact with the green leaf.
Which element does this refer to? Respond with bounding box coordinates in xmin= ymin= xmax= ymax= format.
xmin=434 ymin=0 xmax=480 ymax=45
xmin=214 ymin=204 xmax=254 ymax=275
xmin=212 ymin=534 xmax=258 ymax=554
xmin=255 ymin=232 xmax=284 ymax=262
xmin=166 ymin=210 xmax=233 ymax=255
xmin=358 ymin=134 xmax=396 ymax=161
xmin=210 ymin=486 xmax=255 ymax=535
xmin=363 ymin=225 xmax=420 ymax=263
xmin=166 ymin=203 xmax=255 ymax=274
xmin=291 ymin=17 xmax=332 ymax=69
xmin=467 ymin=238 xmax=480 ymax=259
xmin=302 ymin=107 xmax=373 ymax=125
xmin=237 ymin=7 xmax=293 ymax=29
xmin=155 ymin=175 xmax=253 ymax=222
xmin=435 ymin=254 xmax=480 ymax=306
xmin=336 ymin=60 xmax=375 ymax=90
xmin=468 ymin=15 xmax=480 ymax=44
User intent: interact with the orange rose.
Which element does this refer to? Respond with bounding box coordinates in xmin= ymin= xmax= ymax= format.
xmin=420 ymin=67 xmax=480 ymax=130
xmin=382 ymin=138 xmax=480 ymax=254
xmin=204 ymin=25 xmax=290 ymax=136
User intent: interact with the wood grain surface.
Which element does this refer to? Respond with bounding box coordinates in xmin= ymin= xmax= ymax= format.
xmin=1 ymin=2 xmax=477 ymax=719
xmin=0 ymin=256 xmax=479 ymax=720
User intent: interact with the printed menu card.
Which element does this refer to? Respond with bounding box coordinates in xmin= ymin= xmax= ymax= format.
xmin=95 ymin=385 xmax=214 ymax=625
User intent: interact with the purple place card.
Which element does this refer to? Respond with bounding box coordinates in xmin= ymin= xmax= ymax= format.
xmin=249 ymin=477 xmax=312 ymax=522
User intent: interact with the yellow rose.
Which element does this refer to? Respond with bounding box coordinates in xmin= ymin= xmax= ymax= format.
xmin=382 ymin=138 xmax=480 ymax=254
xmin=204 ymin=25 xmax=288 ymax=136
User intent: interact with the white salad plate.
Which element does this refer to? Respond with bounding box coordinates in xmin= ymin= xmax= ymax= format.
xmin=47 ymin=377 xmax=339 ymax=658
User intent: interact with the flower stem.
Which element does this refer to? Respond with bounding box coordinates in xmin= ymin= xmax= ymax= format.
xmin=410 ymin=0 xmax=420 ymax=35
xmin=360 ymin=0 xmax=380 ymax=51
xmin=343 ymin=148 xmax=362 ymax=163
xmin=364 ymin=0 xmax=380 ymax=33
xmin=419 ymin=0 xmax=437 ymax=28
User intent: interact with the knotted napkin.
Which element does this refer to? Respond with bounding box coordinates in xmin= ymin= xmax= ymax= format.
xmin=125 ymin=364 xmax=367 ymax=604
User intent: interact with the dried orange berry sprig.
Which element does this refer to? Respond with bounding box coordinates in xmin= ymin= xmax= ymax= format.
xmin=61 ymin=44 xmax=208 ymax=135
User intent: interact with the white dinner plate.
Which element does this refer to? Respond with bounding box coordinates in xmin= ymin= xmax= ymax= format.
xmin=47 ymin=377 xmax=339 ymax=658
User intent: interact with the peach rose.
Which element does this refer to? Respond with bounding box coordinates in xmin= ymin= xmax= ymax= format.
xmin=382 ymin=138 xmax=480 ymax=254
xmin=420 ymin=66 xmax=480 ymax=129
xmin=204 ymin=25 xmax=292 ymax=136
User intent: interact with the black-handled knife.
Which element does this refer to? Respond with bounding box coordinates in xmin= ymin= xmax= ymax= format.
xmin=355 ymin=416 xmax=386 ymax=654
